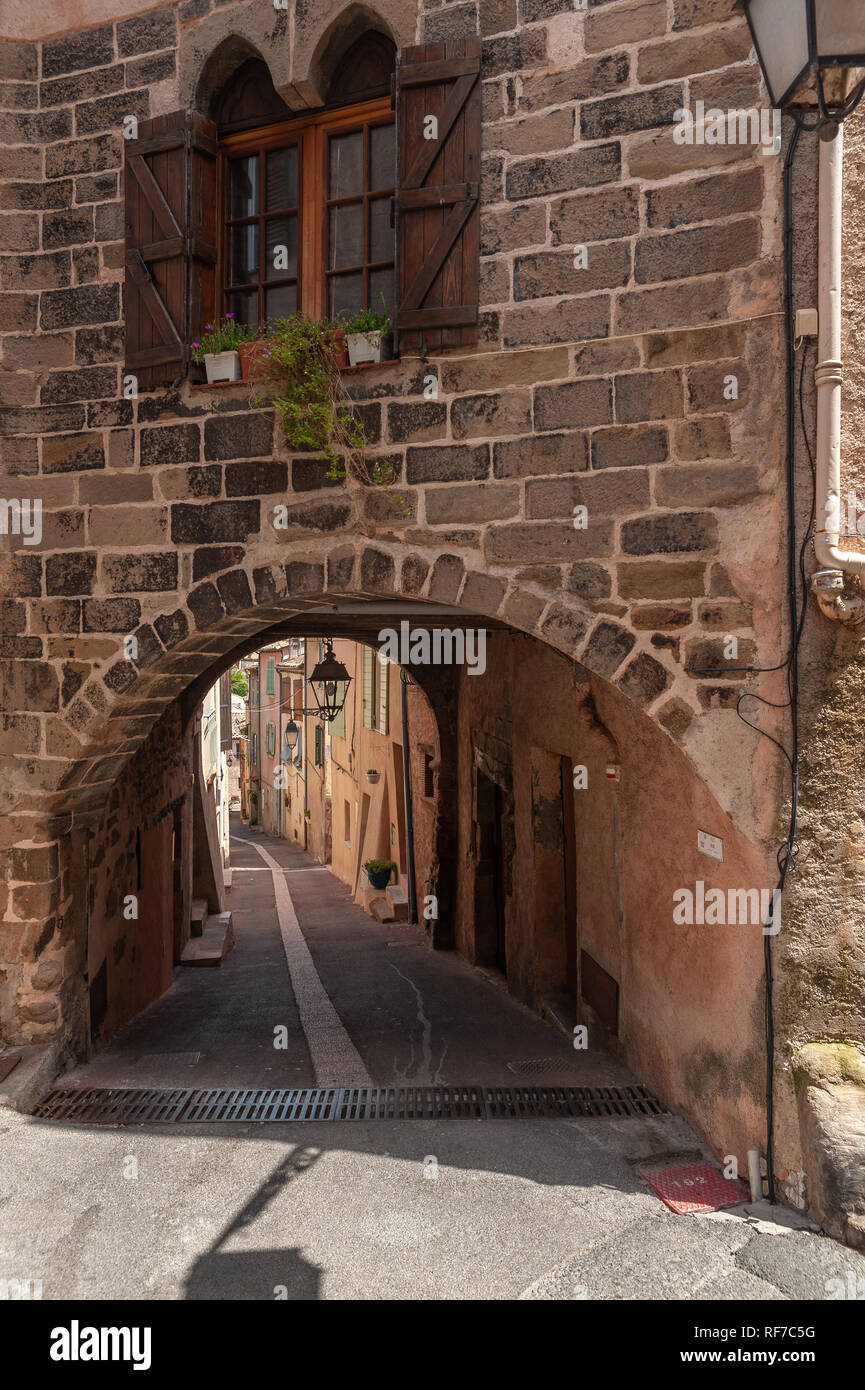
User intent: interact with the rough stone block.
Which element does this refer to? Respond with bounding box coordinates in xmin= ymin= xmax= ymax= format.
xmin=406 ymin=443 xmax=489 ymax=485
xmin=635 ymin=219 xmax=761 ymax=286
xmin=102 ymin=552 xmax=178 ymax=593
xmin=535 ymin=378 xmax=612 ymax=431
xmin=507 ymin=143 xmax=620 ymax=200
xmin=581 ymin=84 xmax=683 ymax=140
xmin=45 ymin=552 xmax=96 ymax=596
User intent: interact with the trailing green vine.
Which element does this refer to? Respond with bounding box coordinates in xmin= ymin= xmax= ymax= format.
xmin=247 ymin=314 xmax=410 ymax=515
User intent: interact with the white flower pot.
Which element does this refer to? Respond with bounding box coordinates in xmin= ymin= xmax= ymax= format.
xmin=346 ymin=331 xmax=382 ymax=366
xmin=204 ymin=350 xmax=241 ymax=382
xmin=366 ymin=771 xmax=380 ymax=784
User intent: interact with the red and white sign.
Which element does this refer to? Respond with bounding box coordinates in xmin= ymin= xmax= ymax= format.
xmin=637 ymin=1161 xmax=748 ymax=1214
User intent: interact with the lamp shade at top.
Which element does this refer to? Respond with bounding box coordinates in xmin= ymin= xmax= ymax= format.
xmin=745 ymin=0 xmax=865 ymax=107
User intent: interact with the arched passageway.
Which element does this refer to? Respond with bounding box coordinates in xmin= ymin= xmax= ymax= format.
xmin=3 ymin=574 xmax=774 ymax=1166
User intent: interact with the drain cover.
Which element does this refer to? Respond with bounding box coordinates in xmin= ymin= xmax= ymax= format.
xmin=638 ymin=1161 xmax=748 ymax=1214
xmin=506 ymin=1058 xmax=579 ymax=1076
xmin=34 ymin=1083 xmax=668 ymax=1126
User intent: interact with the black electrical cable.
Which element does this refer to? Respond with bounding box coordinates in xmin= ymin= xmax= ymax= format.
xmin=685 ymin=120 xmax=811 ymax=1203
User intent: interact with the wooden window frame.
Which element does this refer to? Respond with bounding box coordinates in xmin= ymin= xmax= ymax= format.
xmin=218 ymin=96 xmax=394 ymax=324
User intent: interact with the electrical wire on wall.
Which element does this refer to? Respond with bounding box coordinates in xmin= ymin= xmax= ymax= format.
xmin=682 ymin=116 xmax=819 ymax=1202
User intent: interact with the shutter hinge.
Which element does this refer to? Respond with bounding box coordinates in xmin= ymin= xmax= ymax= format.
xmin=134 ymin=248 xmax=153 ymax=282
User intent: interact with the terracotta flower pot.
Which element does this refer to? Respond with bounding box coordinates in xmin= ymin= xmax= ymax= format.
xmin=238 ymin=339 xmax=275 ymax=382
xmin=329 ymin=328 xmax=349 ymax=370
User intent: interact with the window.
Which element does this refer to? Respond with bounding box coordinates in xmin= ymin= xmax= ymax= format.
xmin=331 ymin=690 xmax=346 ymax=741
xmin=314 ymin=723 xmax=324 ymax=767
xmin=344 ymin=800 xmax=351 ymax=846
xmin=218 ymin=38 xmax=396 ymax=326
xmin=124 ymin=37 xmax=481 ymax=386
xmin=265 ymin=721 xmax=276 ymax=756
xmin=362 ymin=646 xmax=389 ymax=733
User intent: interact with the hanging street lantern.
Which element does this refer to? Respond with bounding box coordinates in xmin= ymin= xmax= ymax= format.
xmin=284 ymin=719 xmax=299 ymax=757
xmin=744 ymin=0 xmax=865 ymax=119
xmin=307 ymin=639 xmax=352 ymax=723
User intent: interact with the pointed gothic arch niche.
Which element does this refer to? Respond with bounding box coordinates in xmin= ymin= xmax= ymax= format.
xmin=326 ymin=30 xmax=396 ymax=105
xmin=308 ymin=5 xmax=397 ymax=108
xmin=195 ymin=35 xmax=291 ymax=126
xmin=214 ymin=57 xmax=295 ymax=133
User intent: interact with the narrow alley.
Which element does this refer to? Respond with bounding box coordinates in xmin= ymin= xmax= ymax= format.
xmin=56 ymin=817 xmax=630 ymax=1094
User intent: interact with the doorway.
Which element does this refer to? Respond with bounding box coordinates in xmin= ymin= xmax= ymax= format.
xmin=474 ymin=768 xmax=508 ymax=976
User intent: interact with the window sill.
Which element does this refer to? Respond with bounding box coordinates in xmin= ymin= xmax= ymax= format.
xmin=340 ymin=357 xmax=401 ymax=374
xmin=189 ymin=357 xmax=402 ymax=390
xmin=190 ymin=378 xmax=250 ymax=392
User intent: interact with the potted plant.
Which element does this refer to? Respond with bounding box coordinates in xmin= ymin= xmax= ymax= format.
xmin=363 ymin=858 xmax=396 ymax=890
xmin=342 ymin=305 xmax=390 ymax=366
xmin=238 ymin=327 xmax=271 ymax=382
xmin=192 ymin=314 xmax=255 ymax=383
xmin=366 ymin=769 xmax=380 ymax=784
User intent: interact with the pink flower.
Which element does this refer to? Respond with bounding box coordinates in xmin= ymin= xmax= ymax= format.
xmin=225 ymin=312 xmax=235 ymax=318
xmin=204 ymin=324 xmax=211 ymax=331
xmin=192 ymin=341 xmax=200 ymax=348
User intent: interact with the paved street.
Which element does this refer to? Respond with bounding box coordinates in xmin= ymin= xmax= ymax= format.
xmin=1 ymin=823 xmax=862 ymax=1301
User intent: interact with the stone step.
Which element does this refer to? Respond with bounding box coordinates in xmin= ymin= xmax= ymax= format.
xmin=190 ymin=897 xmax=208 ymax=938
xmin=369 ymin=896 xmax=395 ymax=923
xmin=385 ymin=884 xmax=409 ymax=921
xmin=181 ymin=911 xmax=234 ymax=967
xmin=223 ymin=868 xmax=233 ymax=891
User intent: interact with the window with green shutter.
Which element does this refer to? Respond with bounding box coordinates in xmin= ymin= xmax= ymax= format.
xmin=362 ymin=646 xmax=389 ymax=732
xmin=266 ymin=658 xmax=275 ymax=695
xmin=362 ymin=646 xmax=374 ymax=730
xmin=378 ymin=656 xmax=389 ymax=735
xmin=314 ymin=723 xmax=324 ymax=766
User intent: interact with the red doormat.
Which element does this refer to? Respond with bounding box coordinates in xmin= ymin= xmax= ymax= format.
xmin=638 ymin=1161 xmax=749 ymax=1214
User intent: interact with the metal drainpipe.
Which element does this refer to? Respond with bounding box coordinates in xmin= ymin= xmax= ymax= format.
xmin=812 ymin=122 xmax=865 ymax=623
xmin=400 ymin=668 xmax=418 ymax=923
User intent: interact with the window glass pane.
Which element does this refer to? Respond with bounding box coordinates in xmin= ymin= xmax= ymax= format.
xmin=266 ymin=146 xmax=298 ymax=211
xmin=369 ymin=197 xmax=393 ymax=265
xmin=328 ymin=272 xmax=363 ymax=321
xmin=328 ymin=204 xmax=362 ymax=270
xmin=266 ymin=283 xmax=297 ymax=320
xmin=369 ymin=123 xmax=395 ymax=191
xmin=265 ymin=215 xmax=297 ymax=278
xmin=328 ymin=131 xmax=363 ymax=199
xmin=369 ymin=267 xmax=394 ymax=320
xmin=229 ymin=223 xmax=258 ymax=285
xmin=227 ymin=290 xmax=258 ymax=325
xmin=230 ymin=155 xmax=258 ymax=218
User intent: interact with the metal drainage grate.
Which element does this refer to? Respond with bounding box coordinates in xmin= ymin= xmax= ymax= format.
xmin=506 ymin=1058 xmax=580 ymax=1077
xmin=34 ymin=1083 xmax=667 ymax=1126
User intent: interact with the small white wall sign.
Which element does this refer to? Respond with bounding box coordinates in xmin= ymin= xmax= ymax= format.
xmin=697 ymin=830 xmax=723 ymax=861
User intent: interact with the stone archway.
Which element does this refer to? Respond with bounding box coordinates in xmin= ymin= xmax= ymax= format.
xmin=1 ymin=539 xmax=778 ymax=1177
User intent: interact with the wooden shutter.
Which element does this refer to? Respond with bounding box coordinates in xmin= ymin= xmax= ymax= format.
xmin=124 ymin=110 xmax=217 ymax=389
xmin=362 ymin=647 xmax=374 ymax=729
xmin=378 ymin=659 xmax=389 ymax=736
xmin=394 ymin=37 xmax=481 ymax=353
xmin=219 ymin=671 xmax=232 ymax=751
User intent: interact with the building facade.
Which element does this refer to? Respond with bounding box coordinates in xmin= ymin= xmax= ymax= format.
xmin=1 ymin=0 xmax=865 ymax=1244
